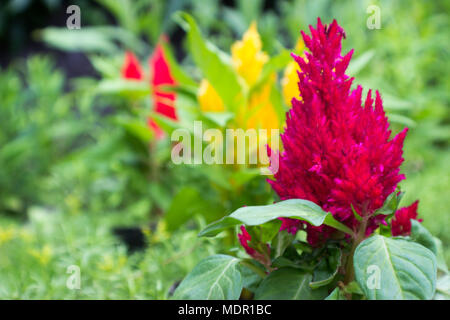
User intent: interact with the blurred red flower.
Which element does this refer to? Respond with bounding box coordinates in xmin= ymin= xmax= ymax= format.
xmin=121 ymin=51 xmax=144 ymax=80
xmin=121 ymin=40 xmax=177 ymax=139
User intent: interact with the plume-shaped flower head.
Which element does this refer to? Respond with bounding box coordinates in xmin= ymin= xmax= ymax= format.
xmin=120 ymin=41 xmax=178 ymax=139
xmin=269 ymin=18 xmax=408 ymax=245
xmin=148 ymin=41 xmax=177 ymax=138
xmin=149 ymin=42 xmax=177 ymax=121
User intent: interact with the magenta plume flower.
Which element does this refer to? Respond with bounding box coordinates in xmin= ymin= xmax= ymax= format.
xmin=238 ymin=226 xmax=272 ymax=266
xmin=269 ymin=18 xmax=408 ymax=246
xmin=391 ymin=201 xmax=422 ymax=236
xmin=238 ymin=226 xmax=256 ymax=256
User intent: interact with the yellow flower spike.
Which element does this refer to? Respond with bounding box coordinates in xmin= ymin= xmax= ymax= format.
xmin=294 ymin=37 xmax=305 ymax=52
xmin=231 ymin=22 xmax=269 ymax=86
xmin=281 ymin=38 xmax=305 ymax=106
xmin=198 ymin=79 xmax=225 ymax=112
xmin=281 ymin=61 xmax=301 ymax=106
xmin=246 ymin=74 xmax=279 ymax=132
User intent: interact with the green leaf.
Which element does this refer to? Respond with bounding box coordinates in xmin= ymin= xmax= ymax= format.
xmin=410 ymin=220 xmax=438 ymax=255
xmin=160 ymin=42 xmax=198 ymax=87
xmin=373 ymin=190 xmax=403 ymax=216
xmin=343 ymin=281 xmax=364 ymax=295
xmin=254 ymin=268 xmax=327 ymax=300
xmin=256 ymin=49 xmax=291 ymax=88
xmin=272 ymin=230 xmax=295 ymax=259
xmin=309 ymin=248 xmax=342 ymax=289
xmin=354 ymin=235 xmax=437 ymax=300
xmin=173 ymin=255 xmax=243 ymax=300
xmin=434 ymin=237 xmax=448 ymax=274
xmin=247 ymin=220 xmax=282 ymax=245
xmin=435 ymin=274 xmax=450 ymax=299
xmin=351 ymin=204 xmax=362 ymax=222
xmin=240 ymin=260 xmax=265 ymax=292
xmin=96 ymin=79 xmax=150 ymax=97
xmin=325 ymin=287 xmax=345 ymax=300
xmin=323 ymin=214 xmax=354 ymax=235
xmin=202 ymin=112 xmax=234 ymax=128
xmin=174 ymin=12 xmax=244 ymax=113
xmin=387 ymin=114 xmax=417 ymax=128
xmin=271 ymin=256 xmax=306 ymax=270
xmin=39 ymin=26 xmax=146 ymax=55
xmin=199 ymin=199 xmax=353 ymax=237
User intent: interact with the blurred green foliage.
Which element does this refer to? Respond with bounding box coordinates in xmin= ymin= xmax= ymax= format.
xmin=0 ymin=0 xmax=448 ymax=298
xmin=0 ymin=56 xmax=91 ymax=216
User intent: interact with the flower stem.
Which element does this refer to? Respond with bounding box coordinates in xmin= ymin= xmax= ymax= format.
xmin=240 ymin=260 xmax=267 ymax=279
xmin=344 ymin=212 xmax=369 ymax=286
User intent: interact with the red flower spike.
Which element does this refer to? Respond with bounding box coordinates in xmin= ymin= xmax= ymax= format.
xmin=238 ymin=226 xmax=256 ymax=256
xmin=268 ymin=18 xmax=408 ymax=246
xmin=391 ymin=201 xmax=422 ymax=236
xmin=237 ymin=226 xmax=271 ymax=266
xmin=149 ymin=42 xmax=177 ymax=121
xmin=121 ymin=51 xmax=144 ymax=80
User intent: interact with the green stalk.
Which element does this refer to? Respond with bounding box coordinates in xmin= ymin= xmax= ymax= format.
xmin=343 ymin=204 xmax=369 ymax=286
xmin=240 ymin=260 xmax=267 ymax=279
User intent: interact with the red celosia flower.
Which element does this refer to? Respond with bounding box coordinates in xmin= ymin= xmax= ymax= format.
xmin=279 ymin=218 xmax=302 ymax=235
xmin=121 ymin=51 xmax=144 ymax=80
xmin=149 ymin=43 xmax=177 ymax=121
xmin=238 ymin=226 xmax=271 ymax=266
xmin=391 ymin=201 xmax=422 ymax=236
xmin=121 ymin=41 xmax=178 ymax=139
xmin=269 ymin=18 xmax=408 ymax=246
xmin=238 ymin=226 xmax=256 ymax=256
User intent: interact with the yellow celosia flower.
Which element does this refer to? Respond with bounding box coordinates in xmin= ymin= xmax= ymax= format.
xmin=198 ymin=79 xmax=225 ymax=112
xmin=197 ymin=21 xmax=280 ymax=135
xmin=281 ymin=61 xmax=301 ymax=106
xmin=281 ymin=38 xmax=305 ymax=106
xmin=294 ymin=37 xmax=305 ymax=52
xmin=231 ymin=22 xmax=268 ymax=86
xmin=28 ymin=244 xmax=52 ymax=265
xmin=246 ymin=74 xmax=279 ymax=132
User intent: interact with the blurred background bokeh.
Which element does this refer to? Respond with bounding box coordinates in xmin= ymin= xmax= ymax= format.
xmin=0 ymin=0 xmax=448 ymax=299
